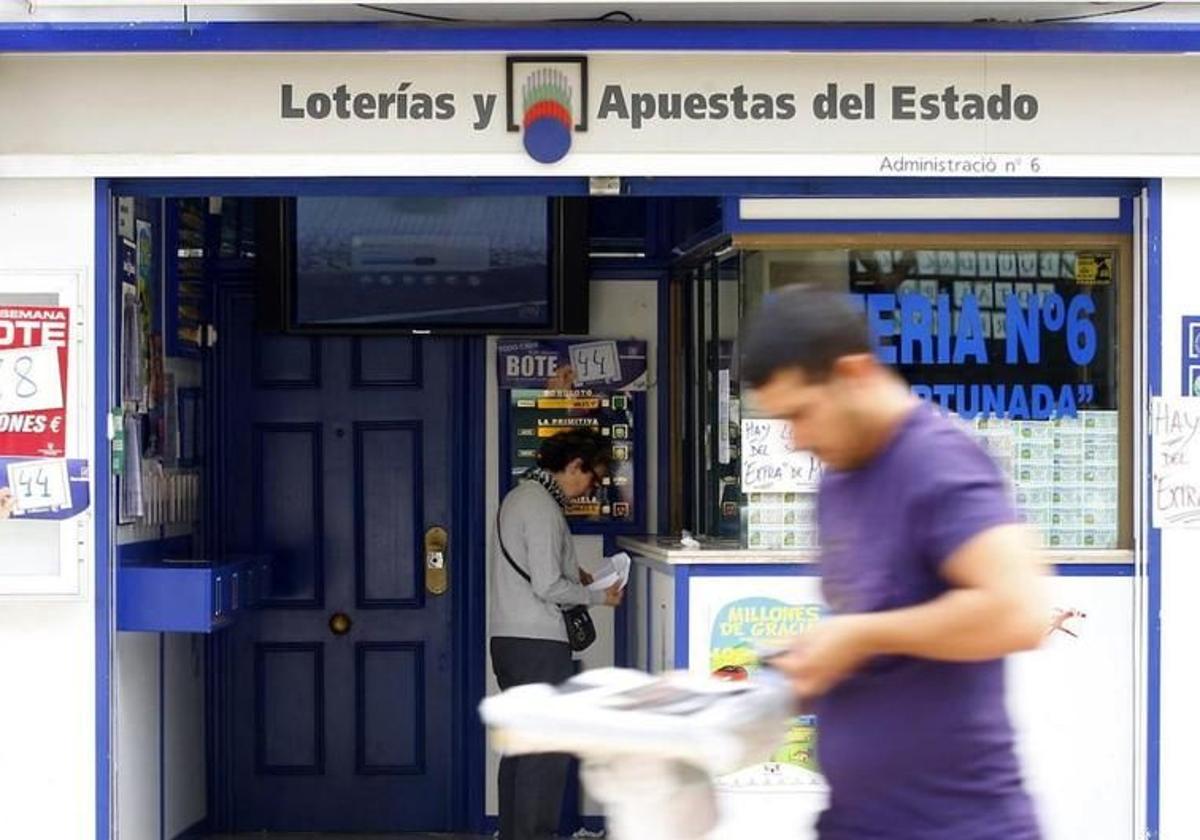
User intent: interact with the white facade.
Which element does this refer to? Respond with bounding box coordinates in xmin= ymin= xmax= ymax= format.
xmin=0 ymin=178 xmax=97 ymax=840
xmin=0 ymin=23 xmax=1196 ymax=838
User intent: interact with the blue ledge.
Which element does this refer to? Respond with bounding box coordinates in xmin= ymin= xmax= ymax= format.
xmin=1 ymin=22 xmax=1200 ymax=54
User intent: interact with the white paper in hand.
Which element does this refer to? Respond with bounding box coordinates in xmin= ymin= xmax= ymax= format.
xmin=588 ymin=551 xmax=632 ymax=591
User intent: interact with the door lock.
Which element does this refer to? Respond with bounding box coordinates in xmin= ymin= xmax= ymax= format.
xmin=425 ymin=526 xmax=449 ymax=595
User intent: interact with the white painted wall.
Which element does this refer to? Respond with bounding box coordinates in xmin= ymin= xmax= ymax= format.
xmin=1155 ymin=178 xmax=1200 ymax=840
xmin=116 ymin=631 xmax=206 ymax=840
xmin=0 ymin=178 xmax=97 ymax=840
xmin=484 ymin=277 xmax=660 ymax=818
xmin=162 ymin=633 xmax=206 ymax=838
xmin=117 ymin=633 xmax=160 ymax=840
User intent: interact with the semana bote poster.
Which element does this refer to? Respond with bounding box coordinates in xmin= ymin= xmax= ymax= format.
xmin=0 ymin=305 xmax=70 ymax=458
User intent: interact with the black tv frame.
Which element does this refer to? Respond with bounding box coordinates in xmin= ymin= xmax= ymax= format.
xmin=256 ymin=195 xmax=588 ymax=336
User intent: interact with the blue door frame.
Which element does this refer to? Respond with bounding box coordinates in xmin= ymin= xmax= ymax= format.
xmin=95 ymin=172 xmax=1164 ymax=838
xmin=71 ymin=14 xmax=1170 ymax=830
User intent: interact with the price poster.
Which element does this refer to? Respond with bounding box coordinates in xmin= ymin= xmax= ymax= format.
xmin=0 ymin=306 xmax=70 ymax=457
xmin=508 ymin=389 xmax=636 ymax=522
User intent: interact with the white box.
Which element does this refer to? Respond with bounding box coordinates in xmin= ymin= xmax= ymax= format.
xmin=1051 ymin=509 xmax=1084 ymax=528
xmin=1017 ymin=465 xmax=1053 ymax=485
xmin=1051 ymin=487 xmax=1084 ymax=507
xmin=1017 ymin=487 xmax=1052 ymax=508
xmin=1047 ymin=529 xmax=1084 ymax=548
xmin=1053 ymin=467 xmax=1084 ymax=485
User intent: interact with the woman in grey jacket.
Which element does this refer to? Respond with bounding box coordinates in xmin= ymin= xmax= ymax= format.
xmin=490 ymin=428 xmax=624 ymax=840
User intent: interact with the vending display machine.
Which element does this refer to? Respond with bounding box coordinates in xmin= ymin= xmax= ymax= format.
xmin=497 ymin=338 xmax=648 ymax=533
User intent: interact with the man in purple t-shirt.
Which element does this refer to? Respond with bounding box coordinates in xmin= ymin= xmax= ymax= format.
xmin=741 ymin=287 xmax=1046 ymax=839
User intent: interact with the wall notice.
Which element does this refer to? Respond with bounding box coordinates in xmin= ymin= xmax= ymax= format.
xmin=0 ymin=306 xmax=70 ymax=458
xmin=496 ymin=338 xmax=648 ymax=391
xmin=740 ymin=418 xmax=824 ymax=493
xmin=1151 ymin=397 xmax=1200 ymax=528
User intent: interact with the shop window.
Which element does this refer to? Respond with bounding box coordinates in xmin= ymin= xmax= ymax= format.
xmin=687 ymin=238 xmax=1131 ymax=553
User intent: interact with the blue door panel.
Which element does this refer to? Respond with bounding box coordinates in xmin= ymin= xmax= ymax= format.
xmin=356 ymin=423 xmax=422 ymax=607
xmin=352 ymin=336 xmax=422 ymax=387
xmin=256 ymin=332 xmax=322 ymax=388
xmin=255 ymin=643 xmax=325 ymax=773
xmin=253 ymin=424 xmax=324 ymax=606
xmin=357 ymin=642 xmax=425 ymax=773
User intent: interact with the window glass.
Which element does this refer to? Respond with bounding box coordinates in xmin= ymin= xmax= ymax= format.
xmin=736 ymin=244 xmax=1125 ymax=551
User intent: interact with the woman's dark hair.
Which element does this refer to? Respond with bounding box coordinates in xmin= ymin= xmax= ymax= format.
xmin=741 ymin=285 xmax=872 ymax=387
xmin=537 ymin=427 xmax=613 ymax=474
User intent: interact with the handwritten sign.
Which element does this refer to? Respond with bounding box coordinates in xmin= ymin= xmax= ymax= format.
xmin=0 ymin=346 xmax=63 ymax=414
xmin=0 ymin=306 xmax=70 ymax=457
xmin=6 ymin=458 xmax=72 ymax=513
xmin=568 ymin=340 xmax=622 ymax=386
xmin=740 ymin=418 xmax=824 ymax=493
xmin=1151 ymin=397 xmax=1200 ymax=528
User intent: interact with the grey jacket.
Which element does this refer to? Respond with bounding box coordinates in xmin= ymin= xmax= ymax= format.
xmin=490 ymin=479 xmax=606 ymax=643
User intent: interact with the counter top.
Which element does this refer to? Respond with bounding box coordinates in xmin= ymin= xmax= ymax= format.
xmin=617 ymin=536 xmax=1133 ymax=568
xmin=618 ymin=536 xmax=817 ymax=565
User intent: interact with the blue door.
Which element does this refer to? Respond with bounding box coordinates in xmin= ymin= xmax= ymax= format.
xmin=216 ymin=284 xmax=459 ymax=831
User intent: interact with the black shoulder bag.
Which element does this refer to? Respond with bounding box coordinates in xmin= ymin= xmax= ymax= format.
xmin=497 ymin=515 xmax=596 ymax=653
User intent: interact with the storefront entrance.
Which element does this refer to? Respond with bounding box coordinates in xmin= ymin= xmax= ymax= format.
xmin=100 ymin=177 xmax=1149 ymax=840
xmin=106 ymin=188 xmax=492 ymax=837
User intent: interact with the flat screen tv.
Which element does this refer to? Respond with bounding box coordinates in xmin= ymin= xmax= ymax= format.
xmin=257 ymin=195 xmax=588 ymax=335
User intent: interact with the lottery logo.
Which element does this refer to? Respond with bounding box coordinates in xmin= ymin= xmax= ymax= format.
xmin=506 ymin=56 xmax=588 ymax=165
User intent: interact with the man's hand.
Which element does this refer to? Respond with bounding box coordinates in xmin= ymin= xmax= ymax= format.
xmin=579 ymin=568 xmax=594 ymax=586
xmin=0 ymin=488 xmax=14 ymax=521
xmin=772 ymin=616 xmax=872 ymax=699
xmin=602 ymin=582 xmax=624 ymax=607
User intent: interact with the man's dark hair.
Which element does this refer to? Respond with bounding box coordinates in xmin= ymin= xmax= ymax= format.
xmin=537 ymin=427 xmax=613 ymax=473
xmin=741 ymin=285 xmax=873 ymax=387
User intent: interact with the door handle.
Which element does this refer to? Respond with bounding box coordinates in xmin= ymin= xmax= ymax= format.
xmin=425 ymin=525 xmax=449 ymax=596
xmin=329 ymin=611 xmax=353 ymax=636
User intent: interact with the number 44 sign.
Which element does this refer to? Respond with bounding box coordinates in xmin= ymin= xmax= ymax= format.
xmin=0 ymin=306 xmax=69 ymax=458
xmin=0 ymin=457 xmax=90 ymax=521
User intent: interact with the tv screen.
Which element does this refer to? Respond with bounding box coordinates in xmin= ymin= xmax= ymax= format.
xmin=287 ymin=195 xmax=555 ymax=330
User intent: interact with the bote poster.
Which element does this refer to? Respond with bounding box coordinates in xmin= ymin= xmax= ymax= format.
xmin=0 ymin=306 xmax=70 ymax=457
xmin=706 ymin=589 xmax=826 ymax=775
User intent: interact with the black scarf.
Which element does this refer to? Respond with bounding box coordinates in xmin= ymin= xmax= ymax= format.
xmin=523 ymin=466 xmax=569 ymax=510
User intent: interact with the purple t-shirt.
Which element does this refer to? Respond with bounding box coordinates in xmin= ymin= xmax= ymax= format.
xmin=814 ymin=404 xmax=1040 ymax=840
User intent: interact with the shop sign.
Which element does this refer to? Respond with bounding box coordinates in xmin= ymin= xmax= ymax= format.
xmin=11 ymin=52 xmax=1200 ymax=178
xmin=0 ymin=306 xmax=70 ymax=457
xmin=860 ymin=290 xmax=1099 ymax=419
xmin=497 ymin=338 xmax=648 ymax=390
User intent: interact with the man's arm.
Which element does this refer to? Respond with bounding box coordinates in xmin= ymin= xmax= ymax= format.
xmin=776 ymin=524 xmax=1047 ymax=698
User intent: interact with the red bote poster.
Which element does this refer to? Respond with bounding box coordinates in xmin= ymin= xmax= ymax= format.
xmin=0 ymin=306 xmax=70 ymax=457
